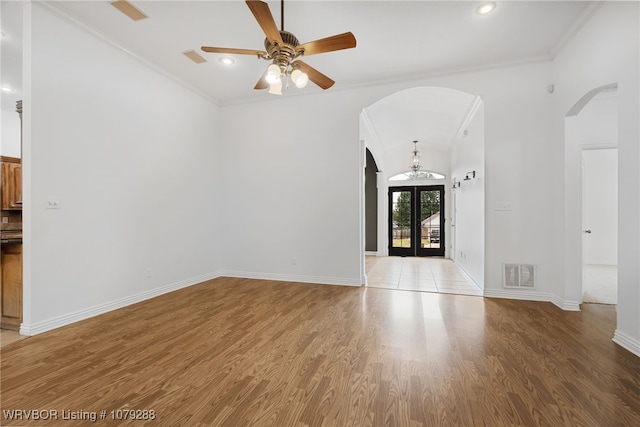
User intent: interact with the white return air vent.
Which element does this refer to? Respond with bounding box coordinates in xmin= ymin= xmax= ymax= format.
xmin=503 ymin=264 xmax=536 ymax=289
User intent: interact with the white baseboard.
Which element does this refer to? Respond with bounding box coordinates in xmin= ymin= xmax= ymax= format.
xmin=219 ymin=270 xmax=362 ymax=287
xmin=453 ymin=261 xmax=483 ymax=291
xmin=20 ymin=271 xmax=222 ymax=336
xmin=364 ymin=251 xmax=377 ymax=256
xmin=483 ymin=289 xmax=581 ymax=311
xmin=613 ymin=329 xmax=640 ymax=357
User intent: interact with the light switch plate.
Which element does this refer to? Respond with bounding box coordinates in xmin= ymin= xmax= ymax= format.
xmin=495 ymin=201 xmax=513 ymax=211
xmin=46 ymin=198 xmax=61 ymax=209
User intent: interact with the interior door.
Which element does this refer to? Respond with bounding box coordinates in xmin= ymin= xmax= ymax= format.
xmin=581 ymin=148 xmax=618 ymax=304
xmin=389 ymin=185 xmax=445 ymax=257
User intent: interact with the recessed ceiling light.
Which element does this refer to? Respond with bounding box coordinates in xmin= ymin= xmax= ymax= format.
xmin=219 ymin=57 xmax=235 ymax=66
xmin=1 ymin=86 xmax=13 ymax=93
xmin=476 ymin=2 xmax=496 ymax=15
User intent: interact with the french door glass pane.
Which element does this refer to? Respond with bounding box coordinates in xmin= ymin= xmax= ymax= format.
xmin=420 ymin=190 xmax=440 ymax=249
xmin=392 ymin=191 xmax=412 ymax=248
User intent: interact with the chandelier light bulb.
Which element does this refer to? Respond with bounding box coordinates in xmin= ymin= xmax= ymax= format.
xmin=265 ymin=64 xmax=281 ymax=84
xmin=268 ymin=78 xmax=283 ymax=95
xmin=291 ymin=69 xmax=309 ymax=88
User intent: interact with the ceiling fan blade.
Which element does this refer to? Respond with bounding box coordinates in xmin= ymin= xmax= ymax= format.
xmin=246 ymin=1 xmax=284 ymax=45
xmin=297 ymin=32 xmax=356 ymax=56
xmin=294 ymin=61 xmax=335 ymax=90
xmin=254 ymin=71 xmax=268 ymax=90
xmin=201 ymin=46 xmax=267 ymax=56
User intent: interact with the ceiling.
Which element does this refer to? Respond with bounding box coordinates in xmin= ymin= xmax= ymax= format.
xmin=1 ymin=1 xmax=598 ymax=108
xmin=363 ymin=86 xmax=478 ymax=155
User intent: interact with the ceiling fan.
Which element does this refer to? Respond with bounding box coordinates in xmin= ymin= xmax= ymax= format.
xmin=201 ymin=0 xmax=356 ymax=95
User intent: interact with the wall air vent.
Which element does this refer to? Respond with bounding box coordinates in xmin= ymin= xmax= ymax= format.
xmin=503 ymin=264 xmax=536 ymax=289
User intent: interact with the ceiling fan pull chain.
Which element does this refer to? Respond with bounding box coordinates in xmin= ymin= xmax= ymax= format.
xmin=281 ymin=0 xmax=284 ymax=32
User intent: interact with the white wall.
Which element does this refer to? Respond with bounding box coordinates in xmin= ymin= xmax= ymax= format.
xmin=1 ymin=107 xmax=21 ymax=157
xmin=22 ymin=3 xmax=223 ymax=334
xmin=219 ymin=92 xmax=363 ymax=285
xmin=553 ymin=2 xmax=639 ymax=355
xmin=451 ymin=102 xmax=484 ymax=288
xmin=220 ymin=61 xmax=560 ymax=304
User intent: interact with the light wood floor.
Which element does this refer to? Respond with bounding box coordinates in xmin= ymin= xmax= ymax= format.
xmin=2 ymin=277 xmax=639 ymax=426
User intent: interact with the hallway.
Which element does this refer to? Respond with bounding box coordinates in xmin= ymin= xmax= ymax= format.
xmin=365 ymin=256 xmax=482 ymax=296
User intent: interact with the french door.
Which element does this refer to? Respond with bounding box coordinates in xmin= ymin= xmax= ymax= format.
xmin=389 ymin=185 xmax=445 ymax=257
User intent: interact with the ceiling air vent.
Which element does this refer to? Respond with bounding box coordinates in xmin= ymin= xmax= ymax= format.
xmin=503 ymin=264 xmax=536 ymax=289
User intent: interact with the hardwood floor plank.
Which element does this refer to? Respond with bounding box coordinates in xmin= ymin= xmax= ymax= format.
xmin=2 ymin=277 xmax=640 ymax=426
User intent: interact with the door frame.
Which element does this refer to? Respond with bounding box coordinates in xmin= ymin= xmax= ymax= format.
xmin=388 ymin=185 xmax=445 ymax=257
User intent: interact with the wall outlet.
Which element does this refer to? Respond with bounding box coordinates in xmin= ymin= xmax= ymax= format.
xmin=145 ymin=268 xmax=152 ymax=278
xmin=1 ymin=217 xmax=7 ymax=224
xmin=292 ymin=257 xmax=297 ymax=265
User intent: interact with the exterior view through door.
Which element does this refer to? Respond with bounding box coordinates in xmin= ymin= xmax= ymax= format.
xmin=389 ymin=185 xmax=445 ymax=257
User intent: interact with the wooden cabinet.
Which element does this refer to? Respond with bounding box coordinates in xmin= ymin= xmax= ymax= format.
xmin=1 ymin=157 xmax=22 ymax=210
xmin=1 ymin=243 xmax=22 ymax=330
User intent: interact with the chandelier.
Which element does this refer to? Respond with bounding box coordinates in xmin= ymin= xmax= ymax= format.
xmin=409 ymin=140 xmax=422 ymax=178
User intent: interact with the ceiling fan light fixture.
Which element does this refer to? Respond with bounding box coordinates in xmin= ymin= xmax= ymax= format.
xmin=200 ymin=0 xmax=356 ymax=94
xmin=219 ymin=57 xmax=235 ymax=65
xmin=265 ymin=63 xmax=282 ymax=84
xmin=268 ymin=78 xmax=283 ymax=95
xmin=291 ymin=69 xmax=309 ymax=88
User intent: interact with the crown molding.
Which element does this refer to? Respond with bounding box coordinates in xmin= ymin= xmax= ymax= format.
xmin=549 ymin=1 xmax=604 ymax=58
xmin=36 ymin=1 xmax=220 ymax=107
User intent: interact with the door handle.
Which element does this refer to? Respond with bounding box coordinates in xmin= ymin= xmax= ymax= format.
xmin=583 ymin=229 xmax=592 ymax=234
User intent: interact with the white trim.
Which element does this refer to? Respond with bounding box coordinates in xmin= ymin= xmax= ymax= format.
xmin=483 ymin=289 xmax=581 ymax=311
xmin=365 ymin=251 xmax=377 ymax=256
xmin=566 ymin=83 xmax=618 ymax=117
xmin=19 ymin=271 xmax=221 ymax=336
xmin=454 ymin=260 xmax=483 ymax=291
xmin=359 ymin=139 xmax=367 ymax=291
xmin=454 ymin=95 xmax=483 ymax=140
xmin=550 ymin=2 xmax=604 ymax=57
xmin=219 ymin=270 xmax=362 ymax=287
xmin=613 ymin=330 xmax=640 ymax=357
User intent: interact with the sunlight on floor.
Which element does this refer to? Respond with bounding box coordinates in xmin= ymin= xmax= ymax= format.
xmin=365 ymin=256 xmax=482 ymax=296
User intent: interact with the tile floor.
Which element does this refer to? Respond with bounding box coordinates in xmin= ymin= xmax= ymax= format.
xmin=365 ymin=256 xmax=482 ymax=296
xmin=582 ymin=264 xmax=617 ymax=305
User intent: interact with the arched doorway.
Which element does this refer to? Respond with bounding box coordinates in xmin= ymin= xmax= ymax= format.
xmin=360 ymin=87 xmax=485 ymax=294
xmin=565 ymin=84 xmax=619 ymax=305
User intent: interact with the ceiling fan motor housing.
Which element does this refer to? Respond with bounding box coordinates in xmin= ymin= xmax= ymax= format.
xmin=265 ymin=30 xmax=301 ymax=72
